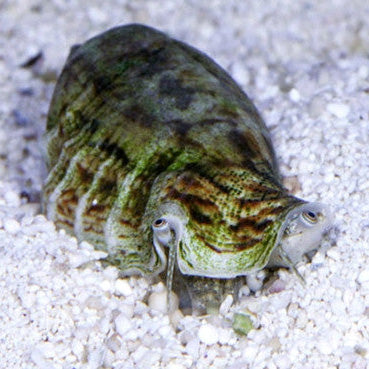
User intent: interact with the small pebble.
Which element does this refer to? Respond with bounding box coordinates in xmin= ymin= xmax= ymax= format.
xmin=115 ymin=279 xmax=133 ymax=296
xmin=273 ymin=354 xmax=291 ymax=369
xmin=232 ymin=313 xmax=254 ymax=336
xmin=118 ymin=303 xmax=134 ymax=318
xmin=219 ymin=294 xmax=233 ymax=315
xmin=232 ymin=62 xmax=250 ymax=86
xmin=326 ymin=248 xmax=341 ymax=261
xmin=115 ymin=313 xmax=133 ymax=336
xmin=185 ymin=338 xmax=200 ymax=358
xmin=198 ymin=324 xmax=219 ymax=345
xmin=68 ymin=253 xmax=91 ymax=268
xmin=326 ymin=102 xmax=350 ymax=118
xmin=358 ymin=65 xmax=368 ymax=79
xmin=100 ymin=279 xmax=112 ymax=292
xmin=87 ymin=7 xmax=108 ymax=24
xmin=358 ymin=269 xmax=369 ymax=283
xmin=267 ymin=279 xmax=286 ymax=294
xmin=148 ymin=290 xmax=167 ymax=313
xmin=4 ymin=218 xmax=21 ymax=234
xmin=4 ymin=190 xmax=21 ymax=207
xmin=148 ymin=290 xmax=178 ymax=313
xmin=289 ymin=88 xmax=301 ymax=102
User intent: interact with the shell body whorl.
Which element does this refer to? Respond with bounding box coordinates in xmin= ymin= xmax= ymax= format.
xmin=43 ymin=25 xmax=330 ymax=300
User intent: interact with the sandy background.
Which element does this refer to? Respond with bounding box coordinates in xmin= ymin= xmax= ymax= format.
xmin=1 ymin=1 xmax=369 ymax=368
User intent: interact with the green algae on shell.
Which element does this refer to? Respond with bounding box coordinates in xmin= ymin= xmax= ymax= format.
xmin=43 ymin=24 xmax=331 ymax=312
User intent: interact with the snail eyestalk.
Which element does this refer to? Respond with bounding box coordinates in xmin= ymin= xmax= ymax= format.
xmin=152 ymin=215 xmax=184 ymax=311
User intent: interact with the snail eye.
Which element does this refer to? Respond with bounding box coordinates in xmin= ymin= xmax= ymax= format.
xmin=153 ymin=218 xmax=167 ymax=228
xmin=301 ymin=211 xmax=319 ymax=224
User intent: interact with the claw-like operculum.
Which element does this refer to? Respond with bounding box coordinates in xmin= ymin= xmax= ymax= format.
xmin=152 ymin=214 xmax=184 ymax=311
xmin=267 ymin=202 xmax=332 ymax=278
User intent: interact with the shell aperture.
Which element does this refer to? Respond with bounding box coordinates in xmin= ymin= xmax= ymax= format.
xmin=43 ymin=24 xmax=331 ymax=310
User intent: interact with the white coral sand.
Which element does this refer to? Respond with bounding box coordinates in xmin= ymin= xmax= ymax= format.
xmin=1 ymin=1 xmax=369 ymax=368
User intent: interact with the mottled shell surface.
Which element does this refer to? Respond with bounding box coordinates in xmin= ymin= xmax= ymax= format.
xmin=43 ymin=24 xmax=328 ymax=285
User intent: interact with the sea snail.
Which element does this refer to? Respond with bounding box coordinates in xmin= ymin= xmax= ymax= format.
xmin=43 ymin=24 xmax=331 ymax=312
